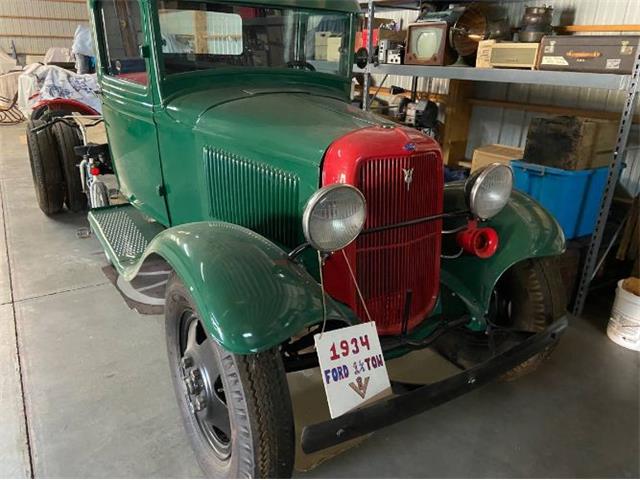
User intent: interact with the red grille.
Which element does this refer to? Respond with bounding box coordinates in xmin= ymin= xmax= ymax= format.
xmin=354 ymin=153 xmax=442 ymax=335
xmin=321 ymin=125 xmax=444 ymax=336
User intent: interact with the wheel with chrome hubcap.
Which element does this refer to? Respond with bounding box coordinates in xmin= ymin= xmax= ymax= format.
xmin=165 ymin=273 xmax=295 ymax=478
xmin=180 ymin=312 xmax=232 ymax=460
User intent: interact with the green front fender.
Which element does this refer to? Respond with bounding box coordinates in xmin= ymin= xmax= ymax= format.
xmin=124 ymin=222 xmax=354 ymax=354
xmin=441 ymin=183 xmax=565 ymax=320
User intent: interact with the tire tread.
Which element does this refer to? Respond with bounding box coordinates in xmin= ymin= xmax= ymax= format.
xmin=238 ymin=350 xmax=295 ymax=478
xmin=501 ymin=257 xmax=566 ymax=380
xmin=26 ymin=119 xmax=65 ymax=215
xmin=52 ymin=122 xmax=87 ymax=212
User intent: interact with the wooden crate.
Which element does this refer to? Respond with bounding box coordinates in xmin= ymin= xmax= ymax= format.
xmin=523 ymin=116 xmax=618 ymax=170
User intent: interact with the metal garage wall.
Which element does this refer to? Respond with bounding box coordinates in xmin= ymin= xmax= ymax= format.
xmin=0 ymin=0 xmax=89 ymax=58
xmin=375 ymin=0 xmax=640 ymax=195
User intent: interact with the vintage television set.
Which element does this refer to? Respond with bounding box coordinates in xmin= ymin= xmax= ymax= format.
xmin=405 ymin=21 xmax=456 ymax=65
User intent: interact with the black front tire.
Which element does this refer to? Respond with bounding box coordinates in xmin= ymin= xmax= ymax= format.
xmin=497 ymin=257 xmax=566 ymax=380
xmin=26 ymin=119 xmax=65 ymax=215
xmin=165 ymin=273 xmax=295 ymax=478
xmin=437 ymin=257 xmax=566 ymax=381
xmin=52 ymin=122 xmax=87 ymax=212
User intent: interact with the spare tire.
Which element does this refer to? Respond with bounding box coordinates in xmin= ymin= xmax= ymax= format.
xmin=26 ymin=119 xmax=65 ymax=215
xmin=52 ymin=121 xmax=87 ymax=212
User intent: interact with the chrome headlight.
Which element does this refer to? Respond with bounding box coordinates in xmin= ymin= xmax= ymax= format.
xmin=465 ymin=163 xmax=513 ymax=220
xmin=302 ymin=184 xmax=366 ymax=252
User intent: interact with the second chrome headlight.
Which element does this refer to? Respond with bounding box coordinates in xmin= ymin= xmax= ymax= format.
xmin=302 ymin=184 xmax=366 ymax=252
xmin=465 ymin=163 xmax=513 ymax=220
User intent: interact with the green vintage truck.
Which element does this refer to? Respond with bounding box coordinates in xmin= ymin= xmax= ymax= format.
xmin=25 ymin=0 xmax=569 ymax=477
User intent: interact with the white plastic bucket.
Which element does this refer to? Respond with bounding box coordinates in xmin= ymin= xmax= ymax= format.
xmin=607 ymin=280 xmax=640 ymax=351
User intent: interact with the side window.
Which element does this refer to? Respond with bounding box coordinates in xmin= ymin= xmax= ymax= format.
xmin=99 ymin=0 xmax=148 ymax=86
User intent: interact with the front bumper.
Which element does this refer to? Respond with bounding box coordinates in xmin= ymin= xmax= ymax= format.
xmin=301 ymin=316 xmax=569 ymax=454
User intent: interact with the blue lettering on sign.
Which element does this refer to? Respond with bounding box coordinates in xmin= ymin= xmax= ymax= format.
xmin=353 ymin=354 xmax=384 ymax=375
xmin=323 ymin=365 xmax=350 ymax=385
xmin=323 ymin=355 xmax=385 ymax=385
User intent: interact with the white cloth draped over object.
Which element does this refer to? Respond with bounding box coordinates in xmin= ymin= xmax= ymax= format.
xmin=72 ymin=25 xmax=95 ymax=57
xmin=18 ymin=64 xmax=101 ymax=115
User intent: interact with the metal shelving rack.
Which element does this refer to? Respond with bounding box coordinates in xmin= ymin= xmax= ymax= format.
xmin=359 ymin=0 xmax=640 ymax=316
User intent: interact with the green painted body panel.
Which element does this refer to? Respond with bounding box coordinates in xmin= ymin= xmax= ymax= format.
xmin=101 ymin=87 xmax=169 ymax=225
xmin=134 ymin=221 xmax=355 ymax=353
xmin=193 ymin=92 xmax=383 ymax=170
xmin=160 ymin=72 xmax=352 ymax=111
xmin=440 ymin=183 xmax=566 ymax=321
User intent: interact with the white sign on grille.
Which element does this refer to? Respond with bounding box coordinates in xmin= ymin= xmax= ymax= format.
xmin=315 ymin=322 xmax=391 ymax=419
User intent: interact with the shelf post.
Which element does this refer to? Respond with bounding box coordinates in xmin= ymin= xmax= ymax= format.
xmin=572 ymin=48 xmax=640 ymax=316
xmin=410 ymin=76 xmax=418 ymax=102
xmin=362 ymin=0 xmax=375 ymax=111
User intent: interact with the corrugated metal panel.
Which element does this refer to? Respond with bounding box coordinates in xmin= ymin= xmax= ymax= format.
xmin=372 ymin=0 xmax=640 ymax=195
xmin=0 ymin=0 xmax=89 ymax=56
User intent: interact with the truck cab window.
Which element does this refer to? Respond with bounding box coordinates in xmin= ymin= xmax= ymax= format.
xmin=157 ymin=1 xmax=350 ymax=77
xmin=99 ymin=0 xmax=148 ymax=86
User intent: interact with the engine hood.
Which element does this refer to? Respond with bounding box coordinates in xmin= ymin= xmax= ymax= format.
xmin=166 ymin=88 xmax=391 ymax=169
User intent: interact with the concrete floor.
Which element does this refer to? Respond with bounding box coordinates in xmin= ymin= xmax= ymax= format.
xmin=1 ymin=123 xmax=638 ymax=478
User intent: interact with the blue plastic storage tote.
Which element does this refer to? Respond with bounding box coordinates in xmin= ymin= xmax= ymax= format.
xmin=511 ymin=161 xmax=608 ymax=240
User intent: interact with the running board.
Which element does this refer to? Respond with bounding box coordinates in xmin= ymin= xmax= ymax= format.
xmin=88 ymin=205 xmax=164 ymax=273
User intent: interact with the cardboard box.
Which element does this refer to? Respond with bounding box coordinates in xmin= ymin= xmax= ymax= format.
xmin=316 ymin=34 xmax=343 ymax=62
xmin=471 ymin=144 xmax=524 ymax=172
xmin=326 ymin=37 xmax=342 ymax=62
xmin=315 ymin=31 xmax=332 ymax=60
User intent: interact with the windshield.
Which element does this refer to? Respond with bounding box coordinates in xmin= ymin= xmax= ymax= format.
xmin=157 ymin=1 xmax=352 ymax=77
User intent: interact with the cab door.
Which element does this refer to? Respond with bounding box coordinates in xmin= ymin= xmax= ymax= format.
xmin=92 ymin=0 xmax=170 ymax=225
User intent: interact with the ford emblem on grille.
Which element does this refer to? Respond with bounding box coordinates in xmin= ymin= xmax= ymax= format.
xmin=403 ymin=168 xmax=414 ymax=191
xmin=404 ymin=142 xmax=416 ymax=151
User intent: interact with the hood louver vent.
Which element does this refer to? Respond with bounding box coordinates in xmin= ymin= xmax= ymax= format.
xmin=204 ymin=147 xmax=300 ymax=247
